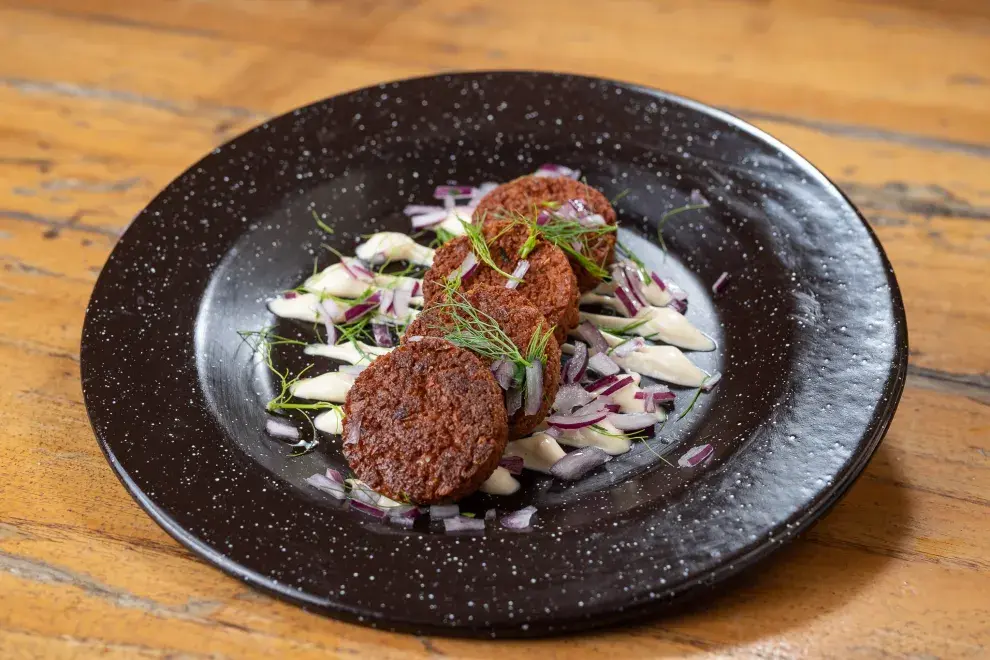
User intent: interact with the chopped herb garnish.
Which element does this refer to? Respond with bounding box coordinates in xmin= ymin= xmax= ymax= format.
xmin=312 ymin=209 xmax=334 ymax=235
xmin=459 ymin=218 xmax=520 ymax=282
xmin=655 ymin=201 xmax=709 ymax=254
xmin=503 ymin=210 xmax=617 ymax=279
xmin=610 ymin=188 xmax=632 ymax=205
xmin=677 ymin=378 xmax=709 ymax=420
xmin=608 ymin=316 xmax=651 ymax=336
xmin=616 ymin=240 xmax=650 ymax=281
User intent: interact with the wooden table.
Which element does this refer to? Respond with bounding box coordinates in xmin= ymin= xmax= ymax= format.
xmin=1 ymin=1 xmax=988 ymax=657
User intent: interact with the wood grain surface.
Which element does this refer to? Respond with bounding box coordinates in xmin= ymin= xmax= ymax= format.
xmin=1 ymin=0 xmax=988 ymax=657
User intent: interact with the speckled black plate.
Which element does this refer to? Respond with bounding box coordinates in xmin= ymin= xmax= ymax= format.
xmin=81 ymin=71 xmax=907 ymax=637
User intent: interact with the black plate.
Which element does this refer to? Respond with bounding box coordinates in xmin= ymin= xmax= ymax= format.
xmin=81 ymin=71 xmax=907 ymax=637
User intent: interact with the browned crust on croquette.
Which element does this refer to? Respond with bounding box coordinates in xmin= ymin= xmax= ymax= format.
xmin=404 ymin=286 xmax=561 ymax=439
xmin=342 ymin=338 xmax=508 ymax=504
xmin=472 ymin=175 xmax=617 ymax=291
xmin=422 ymin=221 xmax=579 ymax=342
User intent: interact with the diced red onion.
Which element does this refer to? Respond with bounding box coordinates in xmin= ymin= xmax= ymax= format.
xmin=320 ymin=298 xmax=345 ymax=324
xmin=506 ymin=386 xmax=522 ymax=417
xmin=606 ymin=412 xmax=658 ymax=431
xmin=570 ymin=397 xmax=613 ymax=417
xmin=678 ymin=443 xmax=714 ymax=468
xmin=448 ymin=251 xmax=478 ymax=282
xmin=505 ymin=260 xmax=530 ymax=289
xmin=613 ymin=287 xmax=640 ymax=317
xmin=641 ymin=384 xmax=671 ymax=395
xmin=326 ymin=468 xmax=345 ymax=484
xmin=284 ymin=291 xmax=298 ymax=299
xmin=392 ymin=289 xmax=412 ymax=318
xmin=689 ymin=189 xmax=710 ymax=207
xmin=410 ymin=209 xmax=449 ymax=229
xmin=650 ymin=272 xmax=667 ymax=291
xmin=386 ymin=505 xmax=421 ymax=520
xmin=378 ymin=288 xmax=395 ymax=315
xmin=553 ymin=383 xmax=595 ymax=412
xmin=391 ymin=516 xmax=415 ymax=529
xmin=549 ymin=446 xmax=611 ymax=480
xmin=411 ymin=280 xmax=421 ymax=297
xmin=338 ymin=364 xmax=369 ymax=376
xmin=340 ymin=257 xmax=373 ymax=281
xmin=544 ymin=426 xmax=562 ymax=438
xmin=524 ymin=362 xmax=543 ymax=416
xmin=643 ymin=393 xmax=656 ymax=413
xmin=499 ymin=455 xmax=524 ymax=475
xmin=536 ymin=209 xmax=552 ymax=225
xmin=575 ymin=321 xmax=609 ymax=355
xmin=602 ymin=403 xmax=620 ymax=413
xmin=546 ymin=410 xmax=607 ymax=430
xmin=429 ymin=504 xmax=460 ymax=519
xmin=588 ymin=352 xmax=620 ymax=376
xmin=484 ymin=508 xmax=497 ymax=521
xmin=305 ymin=473 xmax=346 ymax=499
xmin=350 ymin=499 xmax=387 ymax=518
xmin=579 ymin=213 xmax=606 ymax=227
xmin=598 ymin=374 xmax=634 ymax=396
xmin=634 ymin=389 xmax=676 ymax=405
xmin=667 ymin=298 xmax=688 ymax=314
xmin=620 ymin=262 xmax=648 ymax=307
xmin=611 ymin=337 xmax=645 ymax=358
xmin=500 ymin=506 xmax=537 ymax=531
xmin=324 ymin=322 xmax=338 ymax=346
xmin=407 ymin=335 xmax=423 ymax=342
xmin=443 ymin=195 xmax=456 ymax=211
xmin=343 ymin=291 xmax=381 ymax=322
xmin=535 ymin=163 xmax=580 ymax=179
xmin=444 ymin=516 xmax=485 ymax=533
xmin=491 ymin=359 xmax=515 ymax=391
xmin=434 ymin=185 xmax=475 ymax=199
xmin=372 ymin=323 xmax=394 ymax=347
xmin=669 ymin=282 xmax=688 ymax=302
xmin=563 ymin=342 xmax=588 ymax=383
xmin=265 ymin=418 xmax=299 ymax=439
xmin=703 ymin=372 xmax=722 ymax=391
xmin=712 ymin=271 xmax=729 ymax=295
xmin=585 ymin=374 xmax=618 ymax=392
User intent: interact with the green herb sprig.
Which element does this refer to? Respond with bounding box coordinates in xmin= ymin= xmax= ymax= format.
xmin=459 ymin=218 xmax=521 ymax=282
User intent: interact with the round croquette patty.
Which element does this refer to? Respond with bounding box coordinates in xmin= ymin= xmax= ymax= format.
xmin=403 ymin=285 xmax=561 ymax=439
xmin=422 ymin=221 xmax=579 ymax=342
xmin=342 ymin=338 xmax=508 ymax=504
xmin=472 ymin=175 xmax=617 ymax=291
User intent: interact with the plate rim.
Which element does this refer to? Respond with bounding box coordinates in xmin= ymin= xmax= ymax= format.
xmin=81 ymin=69 xmax=909 ymax=637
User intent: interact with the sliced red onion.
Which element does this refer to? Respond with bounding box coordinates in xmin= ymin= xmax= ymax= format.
xmin=546 ymin=410 xmax=607 ymax=430
xmin=570 ymin=397 xmax=613 ymax=417
xmin=585 ymin=374 xmax=618 ymax=392
xmin=712 ymin=271 xmax=730 ymax=295
xmin=606 ymin=412 xmax=658 ymax=431
xmin=392 ymin=288 xmax=412 ymax=318
xmin=669 ymin=282 xmax=689 ymax=302
xmin=575 ymin=321 xmax=609 ymax=355
xmin=350 ymin=499 xmax=387 ymax=518
xmin=499 ymin=455 xmax=524 ymax=475
xmin=579 ymin=213 xmax=606 ymax=227
xmin=703 ymin=372 xmax=722 ymax=391
xmin=650 ymin=272 xmax=667 ymax=291
xmin=378 ymin=288 xmax=395 ymax=316
xmin=320 ymin=298 xmax=345 ymax=324
xmin=613 ymin=287 xmax=640 ymax=317
xmin=500 ymin=506 xmax=537 ymax=531
xmin=484 ymin=508 xmax=497 ymax=521
xmin=535 ymin=163 xmax=580 ymax=179
xmin=598 ymin=374 xmax=634 ymax=396
xmin=430 ymin=504 xmax=460 ymax=519
xmin=611 ymin=337 xmax=645 ymax=358
xmin=444 ymin=516 xmax=485 ymax=533
xmin=443 ymin=195 xmax=456 ymax=211
xmin=506 ymin=386 xmax=522 ymax=417
xmin=549 ymin=446 xmax=611 ymax=480
xmin=340 ymin=257 xmax=373 ymax=281
xmin=407 ymin=335 xmax=424 ymax=342
xmin=553 ymin=383 xmax=596 ymax=412
xmin=678 ymin=443 xmax=714 ymax=468
xmin=448 ymin=251 xmax=478 ymax=282
xmin=326 ymin=468 xmax=345 ymax=484
xmin=410 ymin=209 xmax=449 ymax=229
xmin=266 ymin=418 xmax=299 ymax=439
xmin=641 ymin=384 xmax=671 ymax=395
xmin=536 ymin=209 xmax=552 ymax=225
xmin=544 ymin=426 xmax=562 ymax=439
xmin=372 ymin=323 xmax=394 ymax=348
xmin=667 ymin=298 xmax=688 ymax=314
xmin=524 ymin=362 xmax=543 ymax=416
xmin=643 ymin=393 xmax=656 ymax=413
xmin=587 ymin=352 xmax=620 ymax=376
xmin=563 ymin=342 xmax=588 ymax=384
xmin=621 ymin=263 xmax=648 ymax=307
xmin=411 ymin=280 xmax=421 ymax=297
xmin=284 ymin=291 xmax=298 ymax=299
xmin=391 ymin=516 xmax=415 ymax=529
xmin=305 ymin=473 xmax=346 ymax=499
xmin=505 ymin=260 xmax=530 ymax=289
xmin=602 ymin=403 xmax=621 ymax=413
xmin=434 ymin=185 xmax=475 ymax=199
